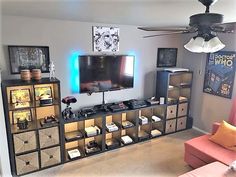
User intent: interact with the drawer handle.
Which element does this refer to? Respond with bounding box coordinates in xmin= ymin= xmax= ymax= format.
xmin=25 ymin=161 xmax=30 ymax=165
xmin=49 ymin=155 xmax=53 ymax=159
xmin=170 ymin=125 xmax=172 ymax=127
xmin=48 ymin=135 xmax=52 ymax=139
xmin=170 ymin=110 xmax=173 ymax=113
xmin=23 ymin=141 xmax=28 ymax=144
xmin=181 ymin=122 xmax=183 ymax=125
xmin=182 ymin=108 xmax=184 ymax=111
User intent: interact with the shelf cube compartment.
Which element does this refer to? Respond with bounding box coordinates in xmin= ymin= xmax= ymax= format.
xmin=39 ymin=126 xmax=59 ymax=148
xmin=13 ymin=130 xmax=37 ymax=154
xmin=176 ymin=117 xmax=187 ymax=131
xmin=166 ymin=105 xmax=177 ymax=119
xmin=165 ymin=119 xmax=176 ymax=134
xmin=177 ymin=103 xmax=188 ymax=117
xmin=65 ymin=139 xmax=85 ymax=161
xmin=15 ymin=151 xmax=39 ymax=175
xmin=40 ymin=146 xmax=61 ymax=168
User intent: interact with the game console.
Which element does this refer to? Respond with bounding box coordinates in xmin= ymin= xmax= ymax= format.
xmin=121 ymin=135 xmax=133 ymax=145
xmin=65 ymin=130 xmax=83 ymax=142
xmin=152 ymin=115 xmax=162 ymax=122
xmin=85 ymin=140 xmax=101 ymax=154
xmin=85 ymin=126 xmax=101 ymax=137
xmin=151 ymin=129 xmax=162 ymax=137
xmin=108 ymin=102 xmax=129 ymax=112
xmin=106 ymin=138 xmax=120 ymax=149
xmin=179 ymin=96 xmax=188 ymax=103
xmin=139 ymin=116 xmax=148 ymax=125
xmin=39 ymin=95 xmax=53 ymax=106
xmin=106 ymin=122 xmax=119 ymax=132
xmin=124 ymin=99 xmax=148 ymax=109
xmin=146 ymin=97 xmax=159 ymax=105
xmin=80 ymin=107 xmax=96 ymax=117
xmin=68 ymin=149 xmax=81 ymax=159
xmin=122 ymin=120 xmax=134 ymax=129
xmin=138 ymin=130 xmax=149 ymax=141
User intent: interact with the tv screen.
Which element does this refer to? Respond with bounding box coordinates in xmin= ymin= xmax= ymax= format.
xmin=79 ymin=55 xmax=134 ymax=93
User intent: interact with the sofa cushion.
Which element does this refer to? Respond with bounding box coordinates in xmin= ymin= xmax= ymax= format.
xmin=209 ymin=121 xmax=236 ymax=151
xmin=185 ymin=134 xmax=236 ymax=166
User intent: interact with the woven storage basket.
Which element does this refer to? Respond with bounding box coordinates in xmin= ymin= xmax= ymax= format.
xmin=15 ymin=152 xmax=39 ymax=175
xmin=13 ymin=131 xmax=37 ymax=154
xmin=39 ymin=127 xmax=59 ymax=148
xmin=40 ymin=146 xmax=61 ymax=168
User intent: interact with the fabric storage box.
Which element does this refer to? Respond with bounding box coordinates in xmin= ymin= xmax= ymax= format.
xmin=165 ymin=119 xmax=176 ymax=133
xmin=166 ymin=105 xmax=177 ymax=119
xmin=15 ymin=151 xmax=39 ymax=175
xmin=39 ymin=126 xmax=59 ymax=148
xmin=177 ymin=117 xmax=187 ymax=131
xmin=178 ymin=103 xmax=188 ymax=117
xmin=13 ymin=131 xmax=37 ymax=154
xmin=40 ymin=146 xmax=61 ymax=168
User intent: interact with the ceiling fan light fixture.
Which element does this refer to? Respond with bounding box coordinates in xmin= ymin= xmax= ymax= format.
xmin=184 ymin=35 xmax=225 ymax=53
xmin=207 ymin=36 xmax=225 ymax=53
xmin=184 ymin=37 xmax=205 ymax=53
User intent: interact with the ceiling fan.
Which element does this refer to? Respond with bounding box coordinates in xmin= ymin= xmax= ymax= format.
xmin=138 ymin=0 xmax=236 ymax=53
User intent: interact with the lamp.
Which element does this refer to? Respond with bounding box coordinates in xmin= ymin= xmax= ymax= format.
xmin=184 ymin=34 xmax=225 ymax=53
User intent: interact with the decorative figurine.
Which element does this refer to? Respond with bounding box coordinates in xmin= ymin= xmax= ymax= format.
xmin=62 ymin=96 xmax=77 ymax=119
xmin=49 ymin=61 xmax=55 ymax=80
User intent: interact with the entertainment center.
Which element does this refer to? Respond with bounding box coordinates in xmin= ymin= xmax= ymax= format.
xmin=1 ymin=54 xmax=193 ymax=176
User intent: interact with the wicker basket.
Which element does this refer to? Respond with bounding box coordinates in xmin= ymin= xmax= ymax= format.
xmin=13 ymin=131 xmax=37 ymax=154
xmin=39 ymin=127 xmax=59 ymax=148
xmin=40 ymin=146 xmax=61 ymax=168
xmin=15 ymin=152 xmax=39 ymax=175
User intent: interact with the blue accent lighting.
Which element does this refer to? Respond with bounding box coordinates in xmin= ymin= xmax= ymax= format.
xmin=69 ymin=51 xmax=81 ymax=94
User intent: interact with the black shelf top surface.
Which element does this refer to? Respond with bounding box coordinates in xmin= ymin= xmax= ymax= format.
xmin=63 ymin=104 xmax=169 ymax=124
xmin=1 ymin=77 xmax=60 ymax=87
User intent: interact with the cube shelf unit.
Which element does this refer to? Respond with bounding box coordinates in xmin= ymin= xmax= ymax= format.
xmin=155 ymin=70 xmax=193 ymax=134
xmin=62 ymin=104 xmax=166 ymax=163
xmin=1 ymin=78 xmax=63 ymax=176
xmin=1 ymin=72 xmax=193 ymax=176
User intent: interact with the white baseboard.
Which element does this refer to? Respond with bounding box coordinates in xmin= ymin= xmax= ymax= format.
xmin=192 ymin=126 xmax=209 ymax=134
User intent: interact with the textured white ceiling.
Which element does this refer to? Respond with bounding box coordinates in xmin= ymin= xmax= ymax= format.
xmin=1 ymin=0 xmax=236 ymax=27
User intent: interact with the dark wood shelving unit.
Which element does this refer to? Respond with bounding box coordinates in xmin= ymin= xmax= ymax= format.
xmin=2 ymin=78 xmax=63 ymax=176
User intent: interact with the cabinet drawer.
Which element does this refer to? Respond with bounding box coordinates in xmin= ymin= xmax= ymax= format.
xmin=13 ymin=131 xmax=37 ymax=154
xmin=165 ymin=119 xmax=176 ymax=134
xmin=39 ymin=127 xmax=59 ymax=148
xmin=166 ymin=105 xmax=177 ymax=119
xmin=15 ymin=152 xmax=39 ymax=175
xmin=41 ymin=146 xmax=61 ymax=168
xmin=177 ymin=117 xmax=187 ymax=131
xmin=178 ymin=103 xmax=188 ymax=117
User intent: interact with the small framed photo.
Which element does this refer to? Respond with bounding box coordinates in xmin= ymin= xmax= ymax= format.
xmin=8 ymin=45 xmax=50 ymax=74
xmin=10 ymin=89 xmax=31 ymax=104
xmin=157 ymin=48 xmax=177 ymax=67
xmin=12 ymin=109 xmax=32 ymax=124
xmin=34 ymin=86 xmax=52 ymax=100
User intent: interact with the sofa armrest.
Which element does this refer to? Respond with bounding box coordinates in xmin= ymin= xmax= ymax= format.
xmin=212 ymin=122 xmax=220 ymax=134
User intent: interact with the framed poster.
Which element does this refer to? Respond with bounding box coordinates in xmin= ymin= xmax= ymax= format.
xmin=12 ymin=109 xmax=32 ymax=124
xmin=203 ymin=51 xmax=236 ymax=99
xmin=8 ymin=45 xmax=50 ymax=74
xmin=10 ymin=89 xmax=31 ymax=104
xmin=92 ymin=26 xmax=120 ymax=52
xmin=34 ymin=86 xmax=52 ymax=100
xmin=157 ymin=48 xmax=177 ymax=67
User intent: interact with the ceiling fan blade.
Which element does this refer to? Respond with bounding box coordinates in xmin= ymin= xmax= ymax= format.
xmin=143 ymin=31 xmax=191 ymax=38
xmin=212 ymin=22 xmax=236 ymax=33
xmin=138 ymin=26 xmax=190 ymax=32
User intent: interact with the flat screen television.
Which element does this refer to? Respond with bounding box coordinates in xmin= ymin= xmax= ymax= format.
xmin=79 ymin=55 xmax=134 ymax=93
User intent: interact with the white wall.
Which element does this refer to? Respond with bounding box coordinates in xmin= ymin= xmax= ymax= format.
xmin=0 ymin=15 xmax=183 ymax=176
xmin=182 ymin=33 xmax=236 ymax=132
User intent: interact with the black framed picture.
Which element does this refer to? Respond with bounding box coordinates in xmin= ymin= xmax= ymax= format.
xmin=12 ymin=109 xmax=32 ymax=124
xmin=203 ymin=51 xmax=236 ymax=99
xmin=8 ymin=45 xmax=50 ymax=74
xmin=157 ymin=48 xmax=177 ymax=67
xmin=34 ymin=86 xmax=52 ymax=101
